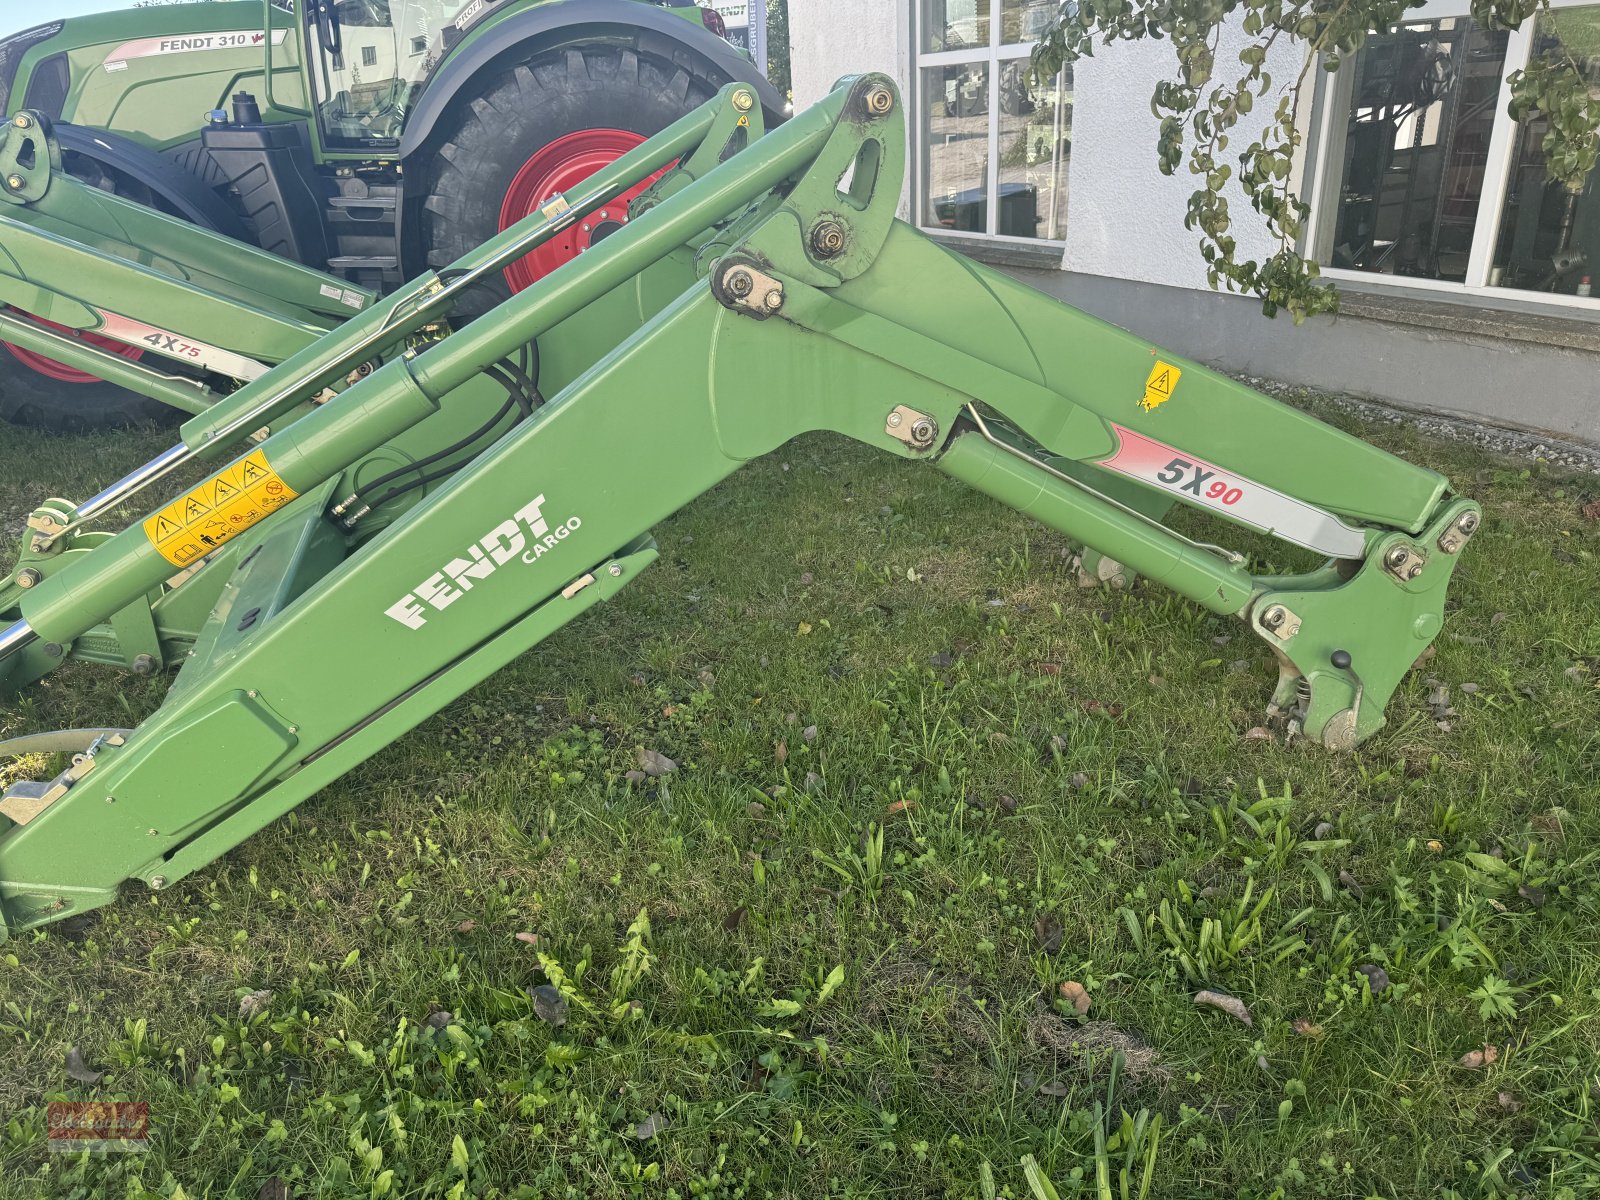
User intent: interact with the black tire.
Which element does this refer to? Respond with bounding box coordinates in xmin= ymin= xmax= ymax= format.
xmin=0 ymin=150 xmax=191 ymax=433
xmin=419 ymin=43 xmax=721 ymax=310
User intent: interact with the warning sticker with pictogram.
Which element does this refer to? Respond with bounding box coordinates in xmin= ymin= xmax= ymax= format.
xmin=142 ymin=449 xmax=298 ymax=566
xmin=1139 ymin=361 xmax=1182 ymax=412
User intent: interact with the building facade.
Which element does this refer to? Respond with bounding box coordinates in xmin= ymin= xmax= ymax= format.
xmin=789 ymin=0 xmax=1600 ymax=445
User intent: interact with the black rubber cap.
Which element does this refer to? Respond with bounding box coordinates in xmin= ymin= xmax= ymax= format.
xmin=1331 ymin=650 xmax=1352 ymax=669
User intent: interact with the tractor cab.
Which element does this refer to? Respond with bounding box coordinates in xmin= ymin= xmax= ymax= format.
xmin=308 ymin=0 xmax=473 ymax=147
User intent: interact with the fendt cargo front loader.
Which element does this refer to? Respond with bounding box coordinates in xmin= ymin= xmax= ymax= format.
xmin=0 ymin=0 xmax=778 ymax=429
xmin=0 ymin=76 xmax=1479 ymax=941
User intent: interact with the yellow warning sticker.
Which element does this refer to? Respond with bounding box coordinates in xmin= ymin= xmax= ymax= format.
xmin=1139 ymin=361 xmax=1182 ymax=412
xmin=142 ymin=449 xmax=298 ymax=567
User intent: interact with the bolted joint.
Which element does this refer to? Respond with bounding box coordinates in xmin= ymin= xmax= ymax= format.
xmin=885 ymin=405 xmax=939 ymax=451
xmin=864 ymin=85 xmax=895 ymax=116
xmin=715 ymin=261 xmax=786 ymax=319
xmin=1256 ymin=601 xmax=1301 ymax=640
xmin=15 ymin=567 xmax=42 ymax=589
xmin=1384 ymin=546 xmax=1409 ymax=569
xmin=131 ymin=654 xmax=156 ymax=677
xmin=811 ymin=220 xmax=847 ymax=258
xmin=1437 ymin=509 xmax=1481 ymax=555
xmin=732 ymin=88 xmax=755 ymax=112
xmin=13 ymin=114 xmax=32 ymax=130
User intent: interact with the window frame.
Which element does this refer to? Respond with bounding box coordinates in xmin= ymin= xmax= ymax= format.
xmin=1305 ymin=0 xmax=1600 ymax=310
xmin=911 ymin=2 xmax=1069 ymax=246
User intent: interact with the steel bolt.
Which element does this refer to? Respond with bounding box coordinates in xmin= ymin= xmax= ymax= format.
xmin=150 ymin=875 xmax=168 ymax=891
xmin=6 ymin=175 xmax=23 ymax=191
xmin=864 ymin=85 xmax=895 ymax=115
xmin=733 ymin=89 xmax=755 ymax=112
xmin=1406 ymin=564 xmax=1424 ymax=580
xmin=1261 ymin=604 xmax=1287 ymax=630
xmin=13 ymin=114 xmax=31 ymax=129
xmin=1457 ymin=511 xmax=1480 ymax=534
xmin=43 ymin=642 xmax=62 ymax=658
xmin=1384 ymin=546 xmax=1409 ymax=569
xmin=908 ymin=417 xmax=937 ymax=448
xmin=811 ymin=220 xmax=846 ymax=258
xmin=726 ymin=269 xmax=753 ymax=298
xmin=608 ymin=564 xmax=624 ymax=577
xmin=763 ymin=288 xmax=783 ymax=311
xmin=15 ymin=567 xmax=41 ymax=589
xmin=131 ymin=654 xmax=156 ymax=676
xmin=886 ymin=411 xmax=903 ymax=428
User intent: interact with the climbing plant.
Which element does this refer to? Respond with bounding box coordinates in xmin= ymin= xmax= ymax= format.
xmin=1033 ymin=0 xmax=1600 ymax=320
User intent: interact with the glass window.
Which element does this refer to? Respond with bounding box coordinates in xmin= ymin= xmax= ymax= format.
xmin=923 ymin=64 xmax=992 ymax=231
xmin=1325 ymin=19 xmax=1509 ymax=281
xmin=312 ymin=0 xmax=472 ymax=146
xmin=915 ymin=1 xmax=1071 ymax=243
xmin=922 ymin=0 xmax=991 ymax=53
xmin=997 ymin=61 xmax=1071 ymax=239
xmin=1001 ymin=0 xmax=1057 ymax=45
xmin=1489 ymin=6 xmax=1600 ymax=295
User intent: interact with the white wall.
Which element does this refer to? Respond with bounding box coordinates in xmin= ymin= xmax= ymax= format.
xmin=1063 ymin=27 xmax=1305 ymax=291
xmin=789 ymin=0 xmax=912 ymax=216
xmin=789 ymin=0 xmax=911 ymax=110
xmin=787 ymin=2 xmax=1306 ymax=295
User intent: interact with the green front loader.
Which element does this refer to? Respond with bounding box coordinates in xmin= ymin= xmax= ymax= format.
xmin=0 ymin=0 xmax=779 ymax=429
xmin=0 ymin=76 xmax=1480 ymax=941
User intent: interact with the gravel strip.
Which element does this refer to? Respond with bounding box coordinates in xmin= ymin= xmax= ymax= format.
xmin=1237 ymin=376 xmax=1600 ymax=478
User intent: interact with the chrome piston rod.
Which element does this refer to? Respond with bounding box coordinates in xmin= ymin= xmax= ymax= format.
xmin=0 ymin=620 xmax=38 ymax=662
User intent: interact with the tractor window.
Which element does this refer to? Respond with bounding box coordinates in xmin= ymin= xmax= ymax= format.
xmin=310 ymin=0 xmax=471 ymax=146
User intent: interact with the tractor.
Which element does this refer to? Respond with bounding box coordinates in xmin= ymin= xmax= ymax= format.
xmin=0 ymin=0 xmax=779 ymax=429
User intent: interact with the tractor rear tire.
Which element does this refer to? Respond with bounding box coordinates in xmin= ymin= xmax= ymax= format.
xmin=419 ymin=44 xmax=721 ymax=309
xmin=0 ymin=150 xmax=189 ymax=433
xmin=0 ymin=342 xmax=176 ymax=433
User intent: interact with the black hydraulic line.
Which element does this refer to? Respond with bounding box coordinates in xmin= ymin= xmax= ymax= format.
xmin=348 ymin=390 xmax=518 ymax=501
xmin=341 ymin=347 xmax=540 ymax=500
xmin=333 ymin=349 xmax=544 ymax=529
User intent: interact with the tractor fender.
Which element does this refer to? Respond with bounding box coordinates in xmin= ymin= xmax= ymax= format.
xmin=54 ymin=122 xmax=249 ymax=242
xmin=399 ymin=0 xmax=785 ymax=158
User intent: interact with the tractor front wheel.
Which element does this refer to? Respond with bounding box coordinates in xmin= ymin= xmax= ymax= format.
xmin=419 ymin=45 xmax=720 ymax=306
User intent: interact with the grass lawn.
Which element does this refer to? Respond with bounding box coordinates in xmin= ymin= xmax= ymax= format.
xmin=0 ymin=396 xmax=1597 ymax=1200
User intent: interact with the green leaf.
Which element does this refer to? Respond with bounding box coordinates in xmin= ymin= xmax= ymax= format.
xmin=816 ymin=963 xmax=846 ymax=1007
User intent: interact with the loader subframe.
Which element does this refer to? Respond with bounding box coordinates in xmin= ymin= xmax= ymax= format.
xmin=0 ymin=75 xmax=1478 ymax=940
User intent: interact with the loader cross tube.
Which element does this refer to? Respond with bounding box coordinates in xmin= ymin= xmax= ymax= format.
xmin=0 ymin=75 xmax=1478 ymax=942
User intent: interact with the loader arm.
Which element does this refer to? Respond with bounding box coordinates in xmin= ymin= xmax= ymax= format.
xmin=0 ymin=75 xmax=1479 ymax=940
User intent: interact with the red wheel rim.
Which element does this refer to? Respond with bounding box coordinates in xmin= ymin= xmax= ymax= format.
xmin=2 ymin=309 xmax=143 ymax=384
xmin=497 ymin=128 xmax=671 ymax=293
